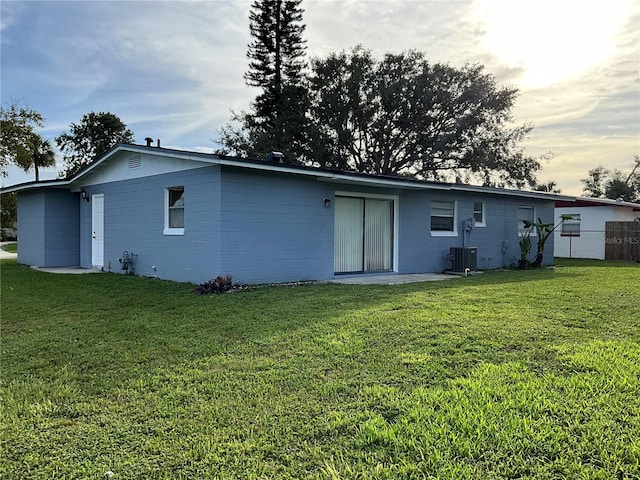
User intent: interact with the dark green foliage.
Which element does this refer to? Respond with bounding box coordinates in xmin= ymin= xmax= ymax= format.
xmin=194 ymin=275 xmax=235 ymax=294
xmin=581 ymin=155 xmax=640 ymax=202
xmin=245 ymin=0 xmax=306 ymax=124
xmin=533 ymin=180 xmax=561 ymax=193
xmin=56 ymin=112 xmax=134 ymax=178
xmin=520 ymin=214 xmax=576 ymax=268
xmin=27 ymin=134 xmax=55 ymax=181
xmin=1 ymin=192 xmax=17 ymax=239
xmin=518 ymin=234 xmax=532 ymax=269
xmin=220 ymin=13 xmax=543 ymax=187
xmin=0 ymin=101 xmax=53 ymax=179
xmin=218 ymin=0 xmax=308 ymax=162
xmin=307 ymin=47 xmax=540 ymax=188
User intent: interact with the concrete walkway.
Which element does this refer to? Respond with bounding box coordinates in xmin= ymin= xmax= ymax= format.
xmin=1 ymin=242 xmax=99 ymax=274
xmin=0 ymin=242 xmax=17 ymax=260
xmin=332 ymin=272 xmax=461 ymax=285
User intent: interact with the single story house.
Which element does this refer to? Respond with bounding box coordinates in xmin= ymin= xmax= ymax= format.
xmin=2 ymin=144 xmax=570 ymax=284
xmin=554 ymin=197 xmax=640 ymax=259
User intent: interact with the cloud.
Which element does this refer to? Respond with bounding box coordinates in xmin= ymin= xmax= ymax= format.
xmin=1 ymin=0 xmax=638 ymax=195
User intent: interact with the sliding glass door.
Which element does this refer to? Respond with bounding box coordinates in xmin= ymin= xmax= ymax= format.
xmin=334 ymin=196 xmax=393 ymax=274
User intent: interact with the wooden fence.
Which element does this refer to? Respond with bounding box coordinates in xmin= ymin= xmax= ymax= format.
xmin=605 ymin=221 xmax=640 ymax=261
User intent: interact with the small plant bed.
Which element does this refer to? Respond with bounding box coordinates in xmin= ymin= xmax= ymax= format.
xmin=1 ymin=258 xmax=639 ymax=479
xmin=195 ymin=275 xmax=321 ymax=295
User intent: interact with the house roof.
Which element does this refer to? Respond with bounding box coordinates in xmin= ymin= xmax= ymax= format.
xmin=556 ymin=197 xmax=640 ymax=211
xmin=1 ymin=143 xmax=574 ymax=202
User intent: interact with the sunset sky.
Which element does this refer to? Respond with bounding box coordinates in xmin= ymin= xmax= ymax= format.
xmin=1 ymin=0 xmax=638 ymax=194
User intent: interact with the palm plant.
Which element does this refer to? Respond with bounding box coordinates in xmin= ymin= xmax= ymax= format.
xmin=521 ymin=214 xmax=577 ymax=268
xmin=29 ymin=134 xmax=55 ymax=181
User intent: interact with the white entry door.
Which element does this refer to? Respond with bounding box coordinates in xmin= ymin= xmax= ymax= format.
xmin=334 ymin=196 xmax=394 ymax=274
xmin=91 ymin=194 xmax=104 ymax=268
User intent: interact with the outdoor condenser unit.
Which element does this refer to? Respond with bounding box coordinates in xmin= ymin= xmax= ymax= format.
xmin=450 ymin=247 xmax=478 ymax=272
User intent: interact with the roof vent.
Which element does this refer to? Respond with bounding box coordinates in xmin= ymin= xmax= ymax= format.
xmin=129 ymin=155 xmax=141 ymax=169
xmin=145 ymin=137 xmax=153 ymax=147
xmin=266 ymin=151 xmax=285 ymax=163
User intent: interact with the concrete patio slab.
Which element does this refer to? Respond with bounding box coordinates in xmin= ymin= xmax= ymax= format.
xmin=30 ymin=266 xmax=103 ymax=275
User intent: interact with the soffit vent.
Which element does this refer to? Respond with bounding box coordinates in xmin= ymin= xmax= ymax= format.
xmin=129 ymin=155 xmax=141 ymax=169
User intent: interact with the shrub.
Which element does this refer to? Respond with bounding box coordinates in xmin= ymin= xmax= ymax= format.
xmin=194 ymin=275 xmax=235 ymax=295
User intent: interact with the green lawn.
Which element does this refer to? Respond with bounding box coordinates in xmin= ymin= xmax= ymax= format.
xmin=0 ymin=242 xmax=17 ymax=253
xmin=1 ymin=259 xmax=639 ymax=479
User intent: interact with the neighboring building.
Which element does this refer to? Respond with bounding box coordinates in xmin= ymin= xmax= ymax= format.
xmin=554 ymin=197 xmax=640 ymax=259
xmin=1 ymin=144 xmax=569 ymax=284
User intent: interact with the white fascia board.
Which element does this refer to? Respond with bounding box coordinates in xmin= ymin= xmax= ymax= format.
xmin=450 ymin=185 xmax=574 ymax=202
xmin=573 ymin=196 xmax=640 ymax=209
xmin=217 ymin=158 xmax=333 ymax=178
xmin=317 ymin=173 xmax=450 ymax=190
xmin=218 ymin=158 xmax=449 ymax=189
xmin=0 ymin=180 xmax=70 ymax=194
xmin=68 ymin=145 xmax=221 ymax=184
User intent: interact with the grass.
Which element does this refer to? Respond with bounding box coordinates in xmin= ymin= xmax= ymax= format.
xmin=1 ymin=258 xmax=639 ymax=479
xmin=0 ymin=242 xmax=17 ymax=253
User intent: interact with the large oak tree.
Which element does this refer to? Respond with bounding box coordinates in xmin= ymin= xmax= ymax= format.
xmin=307 ymin=47 xmax=540 ymax=188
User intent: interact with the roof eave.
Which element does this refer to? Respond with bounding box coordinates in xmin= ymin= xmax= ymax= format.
xmin=0 ymin=179 xmax=71 ymax=194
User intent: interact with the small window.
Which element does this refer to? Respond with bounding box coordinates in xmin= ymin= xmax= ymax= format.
xmin=431 ymin=200 xmax=456 ymax=235
xmin=164 ymin=186 xmax=184 ymax=235
xmin=518 ymin=206 xmax=535 ymax=236
xmin=561 ymin=214 xmax=581 ymax=237
xmin=473 ymin=202 xmax=485 ymax=226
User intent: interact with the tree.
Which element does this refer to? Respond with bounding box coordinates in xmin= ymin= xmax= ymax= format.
xmin=519 ymin=214 xmax=576 ymax=268
xmin=306 ymin=47 xmax=540 ymax=188
xmin=28 ymin=134 xmax=56 ymax=182
xmin=0 ymin=101 xmax=45 ymax=177
xmin=581 ymin=166 xmax=608 ymax=198
xmin=1 ymin=192 xmax=17 ymax=240
xmin=581 ymin=156 xmax=640 ymax=202
xmin=56 ymin=112 xmax=134 ymax=177
xmin=218 ymin=0 xmax=309 ymax=162
xmin=533 ymin=180 xmax=561 ymax=193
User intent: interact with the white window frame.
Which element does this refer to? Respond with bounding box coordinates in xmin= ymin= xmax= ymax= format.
xmin=518 ymin=206 xmax=536 ymax=237
xmin=335 ymin=191 xmax=400 ymax=272
xmin=430 ymin=200 xmax=457 ymax=237
xmin=164 ymin=186 xmax=185 ymax=236
xmin=473 ymin=201 xmax=486 ymax=227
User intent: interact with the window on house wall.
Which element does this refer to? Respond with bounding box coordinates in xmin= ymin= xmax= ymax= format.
xmin=164 ymin=186 xmax=185 ymax=235
xmin=518 ymin=206 xmax=535 ymax=236
xmin=431 ymin=200 xmax=456 ymax=235
xmin=561 ymin=213 xmax=581 ymax=236
xmin=473 ymin=201 xmax=486 ymax=226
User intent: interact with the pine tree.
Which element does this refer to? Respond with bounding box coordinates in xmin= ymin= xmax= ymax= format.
xmin=219 ymin=0 xmax=308 ymax=162
xmin=245 ymin=0 xmax=306 ymax=126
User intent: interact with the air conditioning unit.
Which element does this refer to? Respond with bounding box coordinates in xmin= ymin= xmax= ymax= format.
xmin=450 ymin=247 xmax=478 ymax=272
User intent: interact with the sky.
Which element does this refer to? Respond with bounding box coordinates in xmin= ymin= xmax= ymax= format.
xmin=1 ymin=0 xmax=639 ymax=195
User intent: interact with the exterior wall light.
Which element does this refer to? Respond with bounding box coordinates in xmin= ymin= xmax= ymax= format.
xmin=324 ymin=198 xmax=332 ymax=208
xmin=81 ymin=189 xmax=90 ymax=202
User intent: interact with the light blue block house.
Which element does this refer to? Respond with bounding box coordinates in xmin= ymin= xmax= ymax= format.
xmin=3 ymin=144 xmax=568 ymax=284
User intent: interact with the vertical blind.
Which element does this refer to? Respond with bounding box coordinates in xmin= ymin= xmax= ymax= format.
xmin=334 ymin=196 xmax=393 ymax=273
